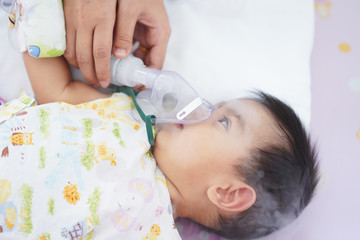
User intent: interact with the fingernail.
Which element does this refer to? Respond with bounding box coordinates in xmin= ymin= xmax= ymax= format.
xmin=114 ymin=48 xmax=127 ymax=58
xmin=99 ymin=80 xmax=109 ymax=88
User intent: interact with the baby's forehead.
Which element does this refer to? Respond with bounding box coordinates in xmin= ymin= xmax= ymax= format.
xmin=215 ymin=98 xmax=263 ymax=113
xmin=215 ymin=96 xmax=257 ymax=105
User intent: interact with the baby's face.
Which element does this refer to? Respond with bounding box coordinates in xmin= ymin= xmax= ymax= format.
xmin=153 ymin=98 xmax=275 ymax=216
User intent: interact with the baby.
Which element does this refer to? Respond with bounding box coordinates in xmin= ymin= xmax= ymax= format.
xmin=0 ymin=53 xmax=319 ymax=240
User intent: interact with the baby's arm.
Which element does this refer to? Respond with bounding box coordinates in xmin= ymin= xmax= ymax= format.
xmin=23 ymin=52 xmax=110 ymax=104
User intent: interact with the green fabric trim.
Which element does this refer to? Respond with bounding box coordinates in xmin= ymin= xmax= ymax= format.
xmin=111 ymin=85 xmax=156 ymax=147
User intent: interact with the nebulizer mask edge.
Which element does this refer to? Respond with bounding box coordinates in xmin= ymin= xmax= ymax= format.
xmin=110 ymin=54 xmax=215 ymax=146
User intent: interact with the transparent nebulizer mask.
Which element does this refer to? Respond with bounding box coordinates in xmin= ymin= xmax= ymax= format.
xmin=110 ymin=54 xmax=215 ymax=125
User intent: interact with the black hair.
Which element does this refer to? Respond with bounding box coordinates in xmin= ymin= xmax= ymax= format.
xmin=215 ymin=91 xmax=320 ymax=240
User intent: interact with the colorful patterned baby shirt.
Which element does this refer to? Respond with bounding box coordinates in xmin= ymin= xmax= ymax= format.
xmin=0 ymin=93 xmax=181 ymax=240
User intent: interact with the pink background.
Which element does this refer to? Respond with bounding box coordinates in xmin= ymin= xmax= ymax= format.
xmin=305 ymin=0 xmax=360 ymax=239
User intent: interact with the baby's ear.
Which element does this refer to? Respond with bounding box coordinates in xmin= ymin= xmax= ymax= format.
xmin=207 ymin=183 xmax=256 ymax=213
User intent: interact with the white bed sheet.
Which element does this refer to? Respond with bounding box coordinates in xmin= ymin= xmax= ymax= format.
xmin=163 ymin=0 xmax=313 ymax=128
xmin=0 ymin=1 xmax=314 ymax=239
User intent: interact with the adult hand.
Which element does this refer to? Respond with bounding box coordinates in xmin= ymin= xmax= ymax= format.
xmin=114 ymin=0 xmax=171 ymax=71
xmin=63 ymin=0 xmax=116 ymax=88
xmin=63 ymin=0 xmax=171 ymax=88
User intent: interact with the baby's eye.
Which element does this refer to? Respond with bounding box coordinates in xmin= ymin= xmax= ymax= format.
xmin=219 ymin=117 xmax=229 ymax=129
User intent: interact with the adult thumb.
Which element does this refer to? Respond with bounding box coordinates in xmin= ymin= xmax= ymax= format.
xmin=112 ymin=8 xmax=137 ymax=58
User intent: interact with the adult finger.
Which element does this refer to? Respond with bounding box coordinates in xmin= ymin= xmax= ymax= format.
xmin=63 ymin=1 xmax=78 ymax=68
xmin=64 ymin=25 xmax=78 ymax=68
xmin=132 ymin=1 xmax=171 ymax=69
xmin=93 ymin=22 xmax=114 ymax=88
xmin=143 ymin=26 xmax=170 ymax=69
xmin=76 ymin=29 xmax=98 ymax=86
xmin=112 ymin=2 xmax=138 ymax=59
xmin=134 ymin=22 xmax=171 ymax=69
xmin=149 ymin=19 xmax=171 ymax=69
xmin=146 ymin=44 xmax=167 ymax=70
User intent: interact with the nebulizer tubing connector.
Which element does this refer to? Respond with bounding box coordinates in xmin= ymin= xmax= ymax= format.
xmin=111 ymin=53 xmax=155 ymax=87
xmin=110 ymin=54 xmax=215 ymax=125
